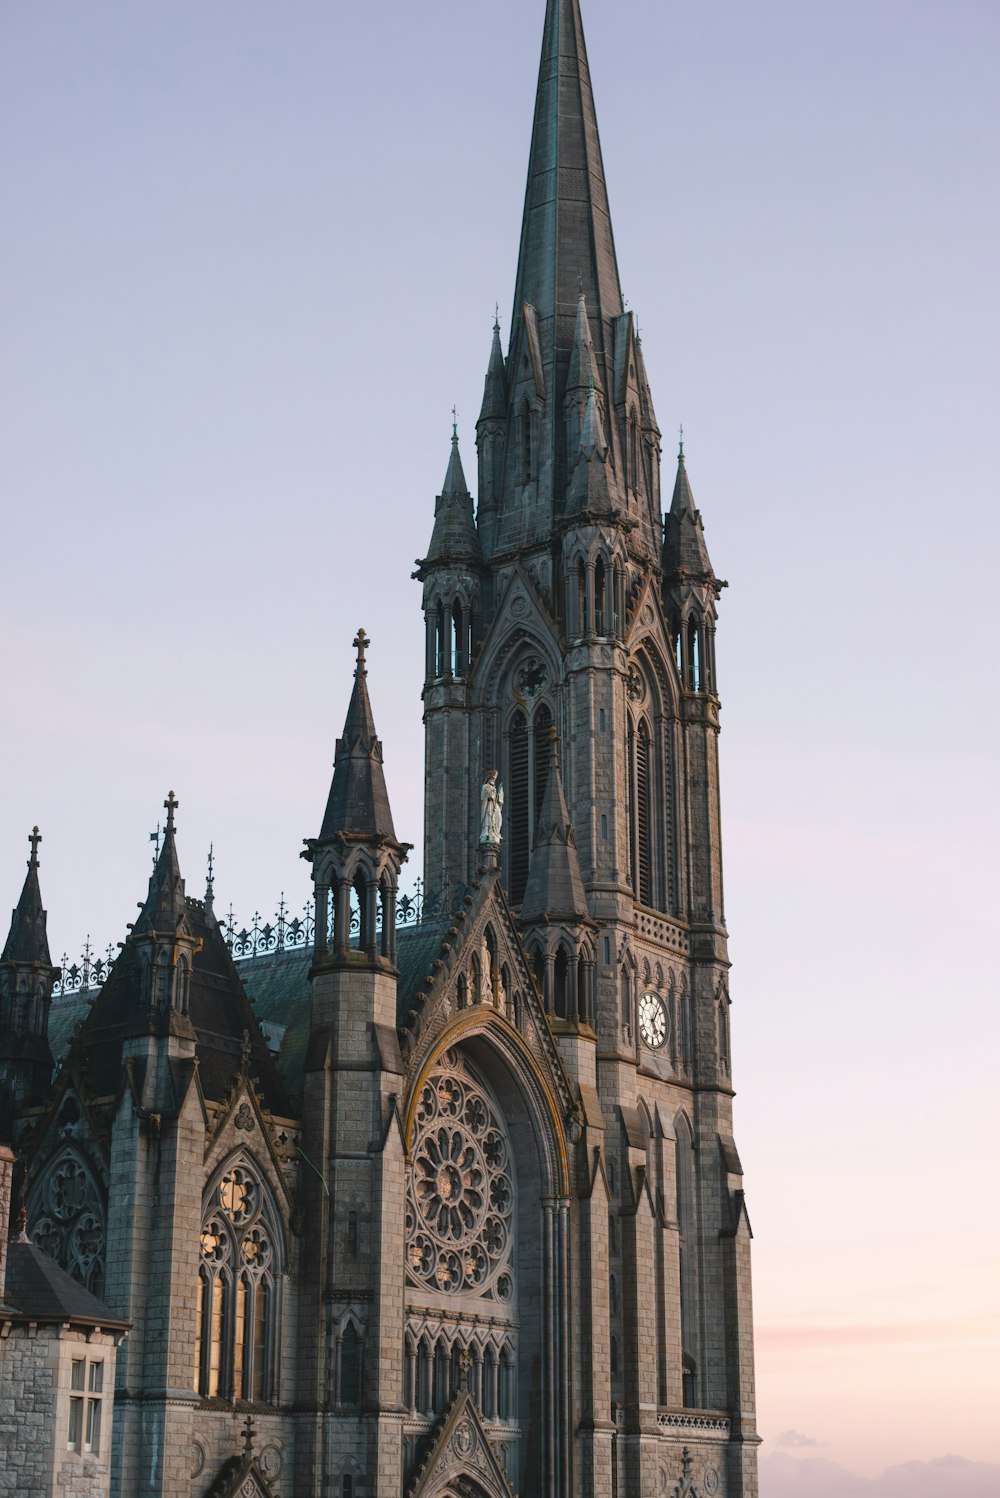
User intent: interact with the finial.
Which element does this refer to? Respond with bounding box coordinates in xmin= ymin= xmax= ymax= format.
xmin=353 ymin=628 xmax=370 ymax=671
xmin=241 ymin=1028 xmax=252 ymax=1073
xmin=205 ymin=843 xmax=215 ymax=907
xmin=577 ymin=270 xmax=584 ymax=297
xmin=546 ymin=721 xmax=561 ymax=767
xmin=678 ymin=423 xmax=684 ymax=460
xmin=164 ymin=790 xmax=179 ymax=832
xmin=458 ymin=1347 xmax=473 ymax=1390
xmin=493 ymin=301 xmax=500 ymax=330
xmin=451 ymin=404 xmax=458 ymax=441
xmin=28 ymin=826 xmax=41 ymax=867
xmin=242 ymin=1413 xmax=256 ymax=1458
xmin=149 ymin=822 xmax=161 ymax=868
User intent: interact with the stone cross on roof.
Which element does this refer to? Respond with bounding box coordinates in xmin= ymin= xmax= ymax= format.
xmin=353 ymin=628 xmax=370 ymax=670
xmin=164 ymin=790 xmax=179 ymax=831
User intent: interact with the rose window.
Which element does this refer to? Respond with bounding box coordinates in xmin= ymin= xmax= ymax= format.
xmin=406 ymin=1065 xmax=514 ymax=1300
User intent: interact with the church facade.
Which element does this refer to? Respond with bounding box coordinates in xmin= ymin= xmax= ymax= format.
xmin=0 ymin=3 xmax=758 ymax=1496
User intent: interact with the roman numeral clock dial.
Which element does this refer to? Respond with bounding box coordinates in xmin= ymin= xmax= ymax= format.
xmin=639 ymin=991 xmax=668 ymax=1050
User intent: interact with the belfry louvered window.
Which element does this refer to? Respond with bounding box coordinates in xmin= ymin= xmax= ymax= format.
xmin=533 ymin=702 xmax=552 ymax=826
xmin=506 ymin=701 xmax=553 ymax=904
xmin=508 ymin=712 xmax=530 ymax=902
xmin=635 ymin=720 xmax=652 ymax=906
xmin=628 ymin=715 xmax=653 ymax=908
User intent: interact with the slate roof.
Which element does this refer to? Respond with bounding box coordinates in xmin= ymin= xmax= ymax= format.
xmin=71 ymin=900 xmax=291 ymax=1117
xmin=4 ymin=1239 xmax=130 ymax=1328
xmin=238 ymin=921 xmax=448 ymax=1108
xmin=47 ymin=921 xmax=451 ymax=1116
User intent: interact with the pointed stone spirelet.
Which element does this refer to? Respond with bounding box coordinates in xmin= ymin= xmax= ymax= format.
xmin=477 ymin=316 xmax=507 ymax=426
xmin=424 ymin=421 xmax=483 ymax=567
xmin=520 ymin=727 xmax=589 ymax=924
xmin=134 ymin=791 xmax=187 ymax=935
xmin=566 ymin=293 xmax=603 ymax=396
xmin=319 ymin=630 xmax=399 ymax=842
xmin=663 ymin=441 xmax=716 ymax=581
xmin=1 ymin=827 xmax=52 ymax=965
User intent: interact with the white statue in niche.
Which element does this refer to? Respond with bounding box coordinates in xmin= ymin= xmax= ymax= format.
xmin=480 ymin=770 xmax=504 ymax=845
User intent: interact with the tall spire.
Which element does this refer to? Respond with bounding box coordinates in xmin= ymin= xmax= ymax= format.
xmin=519 ymin=728 xmax=589 ymax=924
xmin=134 ymin=791 xmax=187 ymax=934
xmin=2 ymin=827 xmax=51 ymax=965
xmin=319 ymin=630 xmax=398 ymax=842
xmin=512 ymin=0 xmax=623 ymax=333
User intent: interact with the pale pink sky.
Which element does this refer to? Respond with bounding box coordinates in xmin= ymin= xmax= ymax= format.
xmin=2 ymin=3 xmax=998 ymax=1488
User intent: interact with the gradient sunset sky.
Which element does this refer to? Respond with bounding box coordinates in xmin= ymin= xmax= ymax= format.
xmin=3 ymin=3 xmax=998 ymax=1491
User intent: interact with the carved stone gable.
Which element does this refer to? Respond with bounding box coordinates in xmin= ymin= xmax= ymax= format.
xmin=408 ymin=1389 xmax=517 ymax=1498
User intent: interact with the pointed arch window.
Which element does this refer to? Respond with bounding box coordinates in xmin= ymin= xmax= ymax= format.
xmin=28 ymin=1148 xmax=106 ymax=1297
xmin=195 ymin=1159 xmax=283 ymax=1404
xmin=594 ymin=558 xmax=607 ymax=636
xmin=505 ymin=699 xmax=553 ymax=904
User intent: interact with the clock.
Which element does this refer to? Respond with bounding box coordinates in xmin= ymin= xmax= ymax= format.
xmin=638 ymin=991 xmax=668 ymax=1050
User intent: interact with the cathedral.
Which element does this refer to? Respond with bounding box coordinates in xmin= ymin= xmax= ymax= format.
xmin=0 ymin=2 xmax=758 ymax=1495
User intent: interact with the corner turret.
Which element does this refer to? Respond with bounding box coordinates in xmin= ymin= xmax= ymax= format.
xmin=662 ymin=439 xmax=724 ymax=696
xmin=303 ymin=631 xmax=411 ymax=966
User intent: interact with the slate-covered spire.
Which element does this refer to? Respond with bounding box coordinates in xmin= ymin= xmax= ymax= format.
xmin=663 ymin=439 xmax=716 ymax=582
xmin=478 ymin=316 xmax=507 ymax=424
xmin=134 ymin=792 xmax=187 ymax=935
xmin=520 ymin=728 xmax=589 ymax=924
xmin=319 ymin=630 xmax=398 ymax=842
xmin=2 ymin=827 xmax=51 ymax=965
xmin=512 ymin=0 xmax=623 ymax=333
xmin=425 ymin=421 xmax=482 ymax=566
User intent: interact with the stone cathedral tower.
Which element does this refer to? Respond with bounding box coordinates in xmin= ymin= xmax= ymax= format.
xmin=2 ymin=3 xmax=757 ymax=1497
xmin=414 ymin=0 xmax=758 ymax=1494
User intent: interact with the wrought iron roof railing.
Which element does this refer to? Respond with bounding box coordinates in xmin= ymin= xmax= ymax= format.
xmin=51 ymin=881 xmax=434 ymax=998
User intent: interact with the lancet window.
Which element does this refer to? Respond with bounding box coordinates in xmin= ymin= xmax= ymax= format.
xmin=195 ymin=1158 xmax=283 ymax=1403
xmin=29 ymin=1148 xmax=106 ymax=1296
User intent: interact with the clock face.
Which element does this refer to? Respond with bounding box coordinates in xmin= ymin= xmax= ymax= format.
xmin=639 ymin=991 xmax=668 ymax=1050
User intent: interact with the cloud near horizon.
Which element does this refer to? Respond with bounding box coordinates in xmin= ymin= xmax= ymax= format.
xmin=775 ymin=1430 xmax=821 ymax=1448
xmin=755 ymin=1313 xmax=997 ymax=1350
xmin=760 ymin=1453 xmax=1000 ymax=1497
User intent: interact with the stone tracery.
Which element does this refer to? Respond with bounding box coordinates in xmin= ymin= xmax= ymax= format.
xmin=407 ymin=1062 xmax=514 ymax=1303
